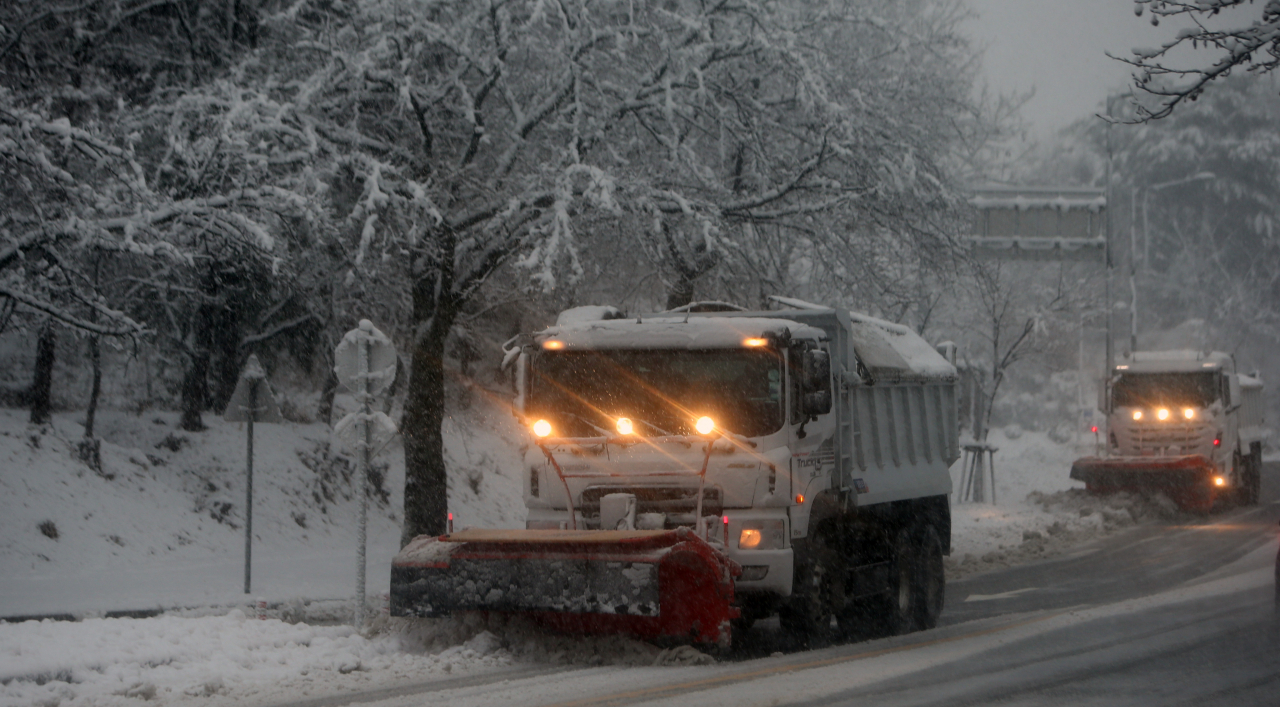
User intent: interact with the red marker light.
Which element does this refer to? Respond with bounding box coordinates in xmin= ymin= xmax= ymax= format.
xmin=447 ymin=512 xmax=454 ymax=533
xmin=1213 ymin=438 xmax=1221 ymax=447
xmin=1091 ymin=426 xmax=1098 ymax=434
xmin=722 ymin=515 xmax=729 ymax=545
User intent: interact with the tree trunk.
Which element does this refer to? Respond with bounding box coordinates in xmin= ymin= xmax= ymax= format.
xmin=318 ymin=363 xmax=339 ymax=427
xmin=180 ymin=349 xmax=209 ymax=431
xmin=400 ymin=286 xmax=457 ymax=547
xmin=84 ymin=334 xmax=101 ymax=438
xmin=665 ymin=275 xmax=696 ymax=311
xmin=29 ymin=324 xmax=56 ymax=425
xmin=212 ymin=308 xmax=242 ymax=413
xmin=180 ymin=303 xmax=217 ymax=431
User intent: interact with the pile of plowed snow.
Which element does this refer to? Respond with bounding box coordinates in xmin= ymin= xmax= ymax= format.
xmin=0 ymin=610 xmax=711 ymax=707
xmin=946 ymin=489 xmax=1190 ymax=579
xmin=944 ymin=425 xmax=1198 ymax=579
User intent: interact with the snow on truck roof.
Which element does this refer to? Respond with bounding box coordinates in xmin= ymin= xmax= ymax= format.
xmin=535 ymin=316 xmax=827 ymax=350
xmin=540 ymin=303 xmax=956 ymax=380
xmin=1115 ymin=350 xmax=1233 ymax=373
xmin=844 ymin=313 xmax=956 ymax=380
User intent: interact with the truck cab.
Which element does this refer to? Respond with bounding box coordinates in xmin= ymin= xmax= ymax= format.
xmin=1074 ymin=350 xmax=1266 ymax=509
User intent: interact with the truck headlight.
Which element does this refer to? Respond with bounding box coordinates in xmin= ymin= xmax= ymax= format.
xmin=1132 ymin=410 xmax=1143 ymax=421
xmin=737 ymin=520 xmax=785 ymax=550
xmin=1157 ymin=408 xmax=1170 ymax=421
xmin=532 ymin=419 xmax=553 ymax=437
xmin=1183 ymin=408 xmax=1195 ymax=420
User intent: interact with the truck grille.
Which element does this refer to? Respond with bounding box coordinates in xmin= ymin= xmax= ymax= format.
xmin=1115 ymin=421 xmax=1214 ymax=455
xmin=578 ymin=486 xmax=722 ymax=529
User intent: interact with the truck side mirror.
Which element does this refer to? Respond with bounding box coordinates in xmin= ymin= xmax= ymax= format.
xmin=1096 ymin=379 xmax=1109 ymax=413
xmin=802 ymin=349 xmax=832 ymax=416
xmin=1227 ymin=374 xmax=1241 ymax=411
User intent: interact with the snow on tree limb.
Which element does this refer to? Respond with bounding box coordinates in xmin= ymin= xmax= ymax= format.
xmin=1117 ymin=0 xmax=1280 ymax=120
xmin=0 ymin=285 xmax=144 ymax=336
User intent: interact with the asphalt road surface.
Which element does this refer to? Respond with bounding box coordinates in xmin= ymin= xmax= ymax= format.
xmin=276 ymin=462 xmax=1280 ymax=707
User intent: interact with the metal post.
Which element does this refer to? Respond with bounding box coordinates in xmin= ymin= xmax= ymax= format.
xmin=355 ymin=326 xmax=371 ymax=629
xmin=1129 ymin=187 xmax=1138 ymax=353
xmin=1103 ymin=96 xmax=1115 ymax=377
xmin=1078 ymin=311 xmax=1085 ymax=448
xmin=244 ymin=380 xmax=255 ymax=594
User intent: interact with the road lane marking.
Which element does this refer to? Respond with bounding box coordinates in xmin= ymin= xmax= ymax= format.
xmin=964 ymin=588 xmax=1038 ymax=602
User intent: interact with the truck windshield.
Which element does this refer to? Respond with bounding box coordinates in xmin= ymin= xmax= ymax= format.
xmin=529 ymin=348 xmax=784 ymax=438
xmin=1112 ymin=372 xmax=1219 ymax=408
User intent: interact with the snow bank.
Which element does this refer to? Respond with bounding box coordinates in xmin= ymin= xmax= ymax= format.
xmin=0 ymin=608 xmax=712 ymax=707
xmin=0 ymin=611 xmax=515 ymax=707
xmin=945 ymin=426 xmax=1191 ymax=579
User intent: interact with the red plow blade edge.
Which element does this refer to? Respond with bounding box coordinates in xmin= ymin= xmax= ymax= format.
xmin=1070 ymin=454 xmax=1221 ymax=512
xmin=389 ymin=527 xmax=740 ymax=648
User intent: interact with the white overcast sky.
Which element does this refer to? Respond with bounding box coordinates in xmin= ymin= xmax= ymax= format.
xmin=962 ymin=0 xmax=1193 ymax=138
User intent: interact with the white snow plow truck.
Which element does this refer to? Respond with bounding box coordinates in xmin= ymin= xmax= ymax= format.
xmin=391 ymin=299 xmax=959 ymax=648
xmin=1071 ymin=350 xmax=1267 ymax=512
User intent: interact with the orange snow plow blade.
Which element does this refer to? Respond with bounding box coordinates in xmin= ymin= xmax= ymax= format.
xmin=389 ymin=527 xmax=740 ymax=648
xmin=1070 ymin=454 xmax=1221 ymax=512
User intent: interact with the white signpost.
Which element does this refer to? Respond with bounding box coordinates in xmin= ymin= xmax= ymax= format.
xmin=332 ymin=320 xmax=397 ymax=628
xmin=223 ymin=354 xmax=282 ymax=595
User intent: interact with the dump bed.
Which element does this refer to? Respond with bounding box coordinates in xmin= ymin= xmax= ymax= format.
xmin=700 ymin=306 xmax=959 ymax=507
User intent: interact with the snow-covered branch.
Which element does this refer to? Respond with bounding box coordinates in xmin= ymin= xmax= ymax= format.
xmin=1116 ymin=0 xmax=1280 ymax=120
xmin=0 ymin=286 xmax=144 ymax=336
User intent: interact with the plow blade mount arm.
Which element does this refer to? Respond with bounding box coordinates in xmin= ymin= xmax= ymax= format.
xmin=390 ymin=527 xmax=741 ymax=648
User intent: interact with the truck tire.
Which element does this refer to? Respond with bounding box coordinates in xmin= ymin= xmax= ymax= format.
xmin=779 ymin=533 xmax=844 ymax=646
xmin=1236 ymin=449 xmax=1261 ymax=506
xmin=1247 ymin=443 xmax=1264 ymax=506
xmin=881 ymin=527 xmax=920 ymax=636
xmin=912 ymin=524 xmax=945 ymax=630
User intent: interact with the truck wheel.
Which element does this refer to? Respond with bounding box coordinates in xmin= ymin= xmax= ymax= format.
xmin=1235 ymin=449 xmax=1261 ymax=506
xmin=912 ymin=525 xmax=945 ymax=630
xmin=875 ymin=527 xmax=920 ymax=636
xmin=1248 ymin=444 xmax=1263 ymax=505
xmin=835 ymin=527 xmax=921 ymax=639
xmin=779 ymin=535 xmax=843 ymax=646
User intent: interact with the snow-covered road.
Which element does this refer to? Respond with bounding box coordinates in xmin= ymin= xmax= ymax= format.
xmin=265 ymin=541 xmax=1277 ymax=707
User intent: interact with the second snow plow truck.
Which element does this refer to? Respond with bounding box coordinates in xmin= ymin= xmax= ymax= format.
xmin=391 ymin=299 xmax=959 ymax=648
xmin=1071 ymin=350 xmax=1267 ymax=512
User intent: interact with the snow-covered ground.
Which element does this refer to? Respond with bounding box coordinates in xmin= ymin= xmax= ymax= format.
xmin=0 ymin=396 xmax=526 ymax=620
xmin=1 ymin=403 xmax=1188 ymax=707
xmin=943 ymin=426 xmax=1192 ymax=579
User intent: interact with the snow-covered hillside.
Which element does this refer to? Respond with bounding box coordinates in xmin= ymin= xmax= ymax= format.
xmin=0 ymin=394 xmax=527 ymax=620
